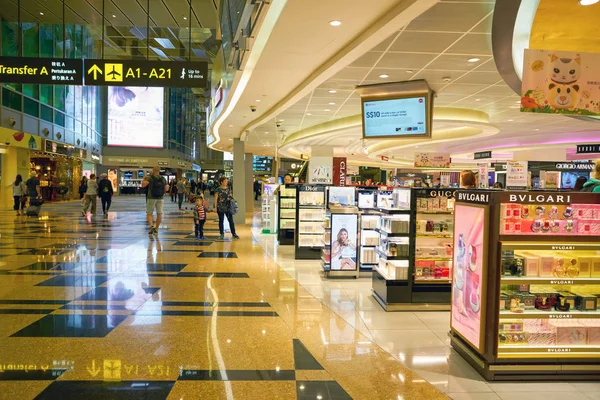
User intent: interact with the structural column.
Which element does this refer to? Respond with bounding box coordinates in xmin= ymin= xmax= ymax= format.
xmin=232 ymin=138 xmax=247 ymax=225
xmin=245 ymin=152 xmax=254 ymax=220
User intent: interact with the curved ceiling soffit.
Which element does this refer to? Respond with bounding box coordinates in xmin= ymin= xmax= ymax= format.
xmin=239 ymin=0 xmax=439 ymax=141
xmin=492 ymin=0 xmax=539 ymax=95
xmin=279 ymin=107 xmax=499 ymax=159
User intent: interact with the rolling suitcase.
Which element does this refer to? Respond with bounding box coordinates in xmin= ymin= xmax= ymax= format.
xmin=26 ymin=205 xmax=41 ymax=217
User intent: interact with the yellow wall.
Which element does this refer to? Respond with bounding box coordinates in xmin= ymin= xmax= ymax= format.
xmin=1 ymin=147 xmax=31 ymax=209
xmin=530 ymin=0 xmax=600 ymax=51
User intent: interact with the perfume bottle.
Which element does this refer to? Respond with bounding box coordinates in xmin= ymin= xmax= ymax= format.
xmin=457 ymin=234 xmax=466 ymax=259
xmin=535 ymin=206 xmax=546 ymax=218
xmin=554 ymin=297 xmax=571 ymax=312
xmin=521 ymin=205 xmax=530 ymax=219
xmin=548 ymin=206 xmax=558 ymax=219
xmin=468 ymin=244 xmax=477 ymax=272
xmin=563 ymin=206 xmax=573 ymax=219
xmin=535 ymin=296 xmax=552 ymax=310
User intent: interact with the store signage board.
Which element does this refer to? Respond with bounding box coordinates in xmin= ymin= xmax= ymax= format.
xmin=576 ymin=144 xmax=600 ymax=154
xmin=333 ymin=157 xmax=347 ymax=186
xmin=506 ymin=161 xmax=528 ymax=190
xmin=451 ymin=203 xmax=489 ymax=354
xmin=554 ymin=162 xmax=594 ymax=170
xmin=84 ymin=59 xmax=208 ymax=87
xmin=477 ymin=163 xmax=489 ymax=189
xmin=414 ymin=152 xmax=450 ymax=168
xmin=474 ymin=151 xmax=492 ymax=160
xmin=521 ymin=49 xmax=600 ymax=117
xmin=308 ymin=156 xmax=332 ymax=184
xmin=0 ymin=57 xmax=83 ymax=84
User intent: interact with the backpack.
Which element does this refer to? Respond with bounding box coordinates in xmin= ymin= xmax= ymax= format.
xmin=100 ymin=180 xmax=111 ymax=194
xmin=150 ymin=176 xmax=165 ymax=197
xmin=581 ymin=182 xmax=600 ymax=192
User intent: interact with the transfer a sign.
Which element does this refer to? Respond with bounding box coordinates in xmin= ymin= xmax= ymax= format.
xmin=0 ymin=57 xmax=82 ymax=84
xmin=84 ymin=59 xmax=207 ymax=87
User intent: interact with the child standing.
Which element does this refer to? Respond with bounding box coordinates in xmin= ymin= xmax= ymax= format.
xmin=193 ymin=195 xmax=207 ymax=240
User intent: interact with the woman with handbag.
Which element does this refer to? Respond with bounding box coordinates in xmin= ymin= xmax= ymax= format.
xmin=213 ymin=176 xmax=239 ymax=240
xmin=12 ymin=174 xmax=26 ymax=216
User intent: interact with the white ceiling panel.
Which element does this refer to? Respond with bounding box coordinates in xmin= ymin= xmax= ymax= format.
xmin=446 ymin=33 xmax=492 ymax=55
xmin=454 ymin=70 xmax=503 ymax=85
xmin=376 ymin=52 xmax=437 ymax=69
xmin=405 ymin=2 xmax=493 ymax=32
xmin=390 ymin=31 xmax=462 ymax=53
xmin=350 ymin=51 xmax=384 ymax=68
xmin=426 ymin=55 xmax=492 ymax=71
xmin=330 ymin=67 xmax=370 ymax=81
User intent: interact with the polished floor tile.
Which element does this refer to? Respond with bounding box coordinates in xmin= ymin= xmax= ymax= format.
xmin=197 ymin=252 xmax=238 ymax=258
xmin=11 ymin=314 xmax=128 ymax=337
xmin=35 ymin=380 xmax=175 ymax=400
xmin=35 ymin=275 xmax=110 ymax=287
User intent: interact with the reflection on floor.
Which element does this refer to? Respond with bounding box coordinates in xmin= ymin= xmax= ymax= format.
xmin=0 ymin=197 xmax=446 ymax=399
xmin=252 ymin=223 xmax=600 ymax=400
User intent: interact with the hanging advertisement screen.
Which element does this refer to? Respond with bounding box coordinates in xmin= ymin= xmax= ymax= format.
xmin=357 ymin=80 xmax=434 ymax=139
xmin=107 ymin=86 xmax=164 ymax=148
xmin=330 ymin=214 xmax=358 ymax=271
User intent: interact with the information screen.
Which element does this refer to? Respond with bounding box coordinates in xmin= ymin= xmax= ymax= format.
xmin=107 ymin=86 xmax=164 ymax=148
xmin=363 ymin=97 xmax=428 ymax=138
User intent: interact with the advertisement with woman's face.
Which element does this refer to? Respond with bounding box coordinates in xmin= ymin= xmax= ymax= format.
xmin=108 ymin=169 xmax=118 ymax=192
xmin=330 ymin=214 xmax=358 ymax=271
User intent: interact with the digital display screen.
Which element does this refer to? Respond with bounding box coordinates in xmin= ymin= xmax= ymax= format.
xmin=363 ymin=97 xmax=428 ymax=138
xmin=561 ymin=171 xmax=589 ymax=189
xmin=107 ymin=86 xmax=164 ymax=148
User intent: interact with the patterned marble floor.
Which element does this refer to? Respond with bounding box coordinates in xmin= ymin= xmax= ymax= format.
xmin=0 ymin=197 xmax=446 ymax=399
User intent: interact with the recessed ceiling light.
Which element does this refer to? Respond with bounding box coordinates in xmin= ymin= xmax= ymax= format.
xmin=328 ymin=102 xmax=335 ymax=105
xmin=508 ymin=119 xmax=514 ymax=122
xmin=306 ymin=113 xmax=312 ymax=116
xmin=229 ymin=124 xmax=233 ymax=127
xmin=516 ymin=100 xmax=521 ymax=104
xmin=475 ymin=98 xmax=481 ymax=102
xmin=39 ymin=12 xmax=44 ymax=15
xmin=183 ymin=16 xmax=187 ymax=20
xmin=265 ymin=131 xmax=269 ymax=134
xmin=534 ymin=128 xmax=539 ymax=131
xmin=256 ymin=99 xmax=261 ymax=102
xmin=329 ymin=20 xmax=342 ymax=26
xmin=379 ymin=74 xmax=389 ymax=79
xmin=112 ymin=14 xmax=116 ymax=18
xmin=406 ymin=70 xmax=413 ymax=73
xmin=324 ymin=109 xmax=331 ymax=112
xmin=580 ymin=0 xmax=599 ymax=5
xmin=328 ymin=90 xmax=337 ymax=94
xmin=467 ymin=57 xmax=480 ymax=63
xmin=278 ymin=119 xmax=284 ymax=121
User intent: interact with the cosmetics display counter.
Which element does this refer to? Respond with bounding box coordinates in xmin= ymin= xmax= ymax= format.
xmin=372 ymin=188 xmax=457 ymax=311
xmin=262 ymin=184 xmax=279 ymax=234
xmin=358 ymin=189 xmax=379 ymax=272
xmin=449 ymin=190 xmax=600 ymax=381
xmin=277 ymin=184 xmax=297 ymax=245
xmin=295 ymin=185 xmax=327 ymax=260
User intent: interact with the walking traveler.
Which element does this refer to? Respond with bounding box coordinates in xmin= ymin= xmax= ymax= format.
xmin=98 ymin=173 xmax=114 ymax=215
xmin=12 ymin=174 xmax=26 ymax=216
xmin=82 ymin=174 xmax=98 ymax=216
xmin=177 ymin=178 xmax=186 ymax=210
xmin=142 ymin=167 xmax=169 ymax=235
xmin=214 ymin=176 xmax=239 ymax=240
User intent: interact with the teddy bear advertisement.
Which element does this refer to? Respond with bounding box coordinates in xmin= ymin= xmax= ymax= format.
xmin=521 ymin=49 xmax=600 ymax=116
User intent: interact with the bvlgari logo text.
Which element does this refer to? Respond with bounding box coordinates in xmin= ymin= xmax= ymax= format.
xmin=457 ymin=192 xmax=489 ymax=203
xmin=551 ymin=246 xmax=575 ymax=250
xmin=509 ymin=194 xmax=571 ymax=203
xmin=430 ymin=190 xmax=455 ymax=198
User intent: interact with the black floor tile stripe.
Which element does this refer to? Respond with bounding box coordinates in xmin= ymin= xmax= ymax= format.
xmin=176 ymin=272 xmax=249 ymax=278
xmin=178 ymin=369 xmax=295 ymax=381
xmin=0 ymin=309 xmax=57 ymax=314
xmin=11 ymin=314 xmax=128 ymax=337
xmin=34 ymin=381 xmax=175 ymax=399
xmin=197 ymin=252 xmax=238 ymax=258
xmin=293 ymin=339 xmax=325 ymax=370
xmin=134 ymin=310 xmax=279 ymax=317
xmin=0 ymin=299 xmax=71 ymax=305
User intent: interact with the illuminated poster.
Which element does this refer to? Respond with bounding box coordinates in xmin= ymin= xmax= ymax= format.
xmin=108 ymin=169 xmax=118 ymax=193
xmin=521 ymin=49 xmax=600 ymax=116
xmin=452 ymin=204 xmax=488 ymax=352
xmin=363 ymin=97 xmax=428 ymax=137
xmin=107 ymin=86 xmax=164 ymax=148
xmin=330 ymin=214 xmax=358 ymax=271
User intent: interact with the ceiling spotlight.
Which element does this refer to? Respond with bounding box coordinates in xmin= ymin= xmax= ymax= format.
xmin=112 ymin=14 xmax=116 ymax=18
xmin=329 ymin=20 xmax=342 ymax=26
xmin=265 ymin=131 xmax=269 ymax=134
xmin=229 ymin=124 xmax=233 ymax=127
xmin=475 ymin=98 xmax=481 ymax=102
xmin=39 ymin=12 xmax=44 ymax=15
xmin=534 ymin=128 xmax=539 ymax=131
xmin=508 ymin=119 xmax=514 ymax=122
xmin=580 ymin=0 xmax=599 ymax=5
xmin=256 ymin=99 xmax=261 ymax=102
xmin=516 ymin=100 xmax=521 ymax=104
xmin=467 ymin=57 xmax=480 ymax=63
xmin=328 ymin=90 xmax=337 ymax=94
xmin=183 ymin=16 xmax=187 ymax=20
xmin=328 ymin=102 xmax=335 ymax=105
xmin=324 ymin=109 xmax=331 ymax=112
xmin=442 ymin=76 xmax=452 ymax=83
xmin=406 ymin=70 xmax=413 ymax=74
xmin=379 ymin=74 xmax=389 ymax=79
xmin=279 ymin=119 xmax=284 ymax=121
xmin=306 ymin=113 xmax=312 ymax=116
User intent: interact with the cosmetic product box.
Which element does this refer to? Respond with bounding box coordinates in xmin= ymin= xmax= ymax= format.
xmin=555 ymin=325 xmax=588 ymax=346
xmin=389 ymin=220 xmax=409 ymax=234
xmin=499 ymin=320 xmax=524 ymax=332
xmin=523 ymin=256 xmax=540 ymax=277
xmin=539 ymin=256 xmax=555 ymax=278
xmin=576 ymin=257 xmax=592 ymax=278
xmin=439 ymin=197 xmax=448 ymax=211
xmin=506 ymin=284 xmax=530 ymax=293
xmin=574 ymin=293 xmax=598 ymax=311
xmin=394 ymin=265 xmax=408 ymax=280
xmin=573 ymin=204 xmax=594 ymax=220
xmin=521 ymin=293 xmax=536 ymax=310
xmin=501 ymin=257 xmax=524 ymax=277
xmin=531 ymin=292 xmax=559 ymax=307
xmin=557 ymin=292 xmax=578 ymax=309
xmin=587 ymin=327 xmax=600 ymax=345
xmin=427 ymin=198 xmax=434 ymax=211
xmin=591 ymin=257 xmax=600 ymax=278
xmin=499 ymin=292 xmax=510 ymax=310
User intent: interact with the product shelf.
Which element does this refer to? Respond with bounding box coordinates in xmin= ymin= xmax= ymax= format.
xmin=414 ymin=279 xmax=451 ymax=285
xmin=416 ymin=234 xmax=453 ymax=238
xmin=373 ymin=265 xmax=407 ymax=281
xmin=374 ymin=247 xmax=410 ymax=260
xmin=374 ymin=227 xmax=410 ymax=237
